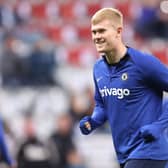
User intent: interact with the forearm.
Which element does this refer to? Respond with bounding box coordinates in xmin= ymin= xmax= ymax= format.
xmin=79 ymin=104 xmax=107 ymax=135
xmin=140 ymin=102 xmax=168 ymax=141
xmin=91 ymin=104 xmax=107 ymax=126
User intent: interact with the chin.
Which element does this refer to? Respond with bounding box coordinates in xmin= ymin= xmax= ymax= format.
xmin=96 ymin=48 xmax=105 ymax=53
xmin=96 ymin=46 xmax=109 ymax=53
xmin=97 ymin=49 xmax=107 ymax=54
xmin=98 ymin=51 xmax=105 ymax=54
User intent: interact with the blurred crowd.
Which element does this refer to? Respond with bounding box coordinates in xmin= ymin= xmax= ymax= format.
xmin=0 ymin=0 xmax=167 ymax=168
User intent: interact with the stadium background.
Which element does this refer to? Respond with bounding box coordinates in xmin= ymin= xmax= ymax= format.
xmin=0 ymin=0 xmax=167 ymax=168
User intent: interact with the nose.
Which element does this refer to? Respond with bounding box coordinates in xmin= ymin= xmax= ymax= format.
xmin=94 ymin=32 xmax=101 ymax=39
xmin=93 ymin=32 xmax=102 ymax=43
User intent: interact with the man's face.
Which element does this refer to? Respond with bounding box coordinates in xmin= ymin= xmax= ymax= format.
xmin=91 ymin=19 xmax=119 ymax=54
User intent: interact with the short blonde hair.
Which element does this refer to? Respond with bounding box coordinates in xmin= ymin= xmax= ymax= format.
xmin=91 ymin=8 xmax=123 ymax=29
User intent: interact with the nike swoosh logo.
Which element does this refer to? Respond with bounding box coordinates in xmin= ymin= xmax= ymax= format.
xmin=96 ymin=76 xmax=103 ymax=82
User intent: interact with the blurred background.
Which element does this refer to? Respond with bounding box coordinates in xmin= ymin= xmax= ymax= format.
xmin=0 ymin=0 xmax=167 ymax=168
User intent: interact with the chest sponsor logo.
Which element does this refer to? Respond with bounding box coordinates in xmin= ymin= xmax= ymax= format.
xmin=99 ymin=86 xmax=130 ymax=99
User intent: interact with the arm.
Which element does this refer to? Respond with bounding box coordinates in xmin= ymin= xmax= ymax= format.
xmin=79 ymin=69 xmax=107 ymax=135
xmin=91 ymin=73 xmax=107 ymax=124
xmin=136 ymin=53 xmax=168 ymax=140
xmin=146 ymin=55 xmax=168 ymax=127
xmin=138 ymin=53 xmax=168 ymax=91
xmin=0 ymin=120 xmax=14 ymax=166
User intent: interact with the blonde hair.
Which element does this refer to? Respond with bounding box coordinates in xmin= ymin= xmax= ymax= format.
xmin=91 ymin=8 xmax=123 ymax=29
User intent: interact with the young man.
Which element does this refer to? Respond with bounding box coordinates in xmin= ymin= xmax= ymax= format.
xmin=79 ymin=8 xmax=168 ymax=168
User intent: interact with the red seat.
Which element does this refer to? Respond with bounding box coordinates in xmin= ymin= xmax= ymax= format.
xmin=59 ymin=2 xmax=75 ymax=21
xmin=87 ymin=2 xmax=101 ymax=16
xmin=67 ymin=45 xmax=81 ymax=66
xmin=77 ymin=25 xmax=91 ymax=40
xmin=115 ymin=1 xmax=133 ymax=21
xmin=46 ymin=24 xmax=62 ymax=43
xmin=31 ymin=2 xmax=46 ymax=19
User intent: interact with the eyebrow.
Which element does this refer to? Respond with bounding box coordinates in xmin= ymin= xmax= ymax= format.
xmin=91 ymin=28 xmax=106 ymax=33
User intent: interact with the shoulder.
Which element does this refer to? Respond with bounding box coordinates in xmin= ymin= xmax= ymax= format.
xmin=127 ymin=47 xmax=168 ymax=83
xmin=94 ymin=57 xmax=104 ymax=67
xmin=93 ymin=57 xmax=105 ymax=72
xmin=128 ymin=47 xmax=155 ymax=61
xmin=128 ymin=47 xmax=161 ymax=69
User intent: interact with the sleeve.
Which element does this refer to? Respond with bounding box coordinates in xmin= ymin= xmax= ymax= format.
xmin=137 ymin=54 xmax=168 ymax=91
xmin=158 ymin=98 xmax=168 ymax=129
xmin=0 ymin=120 xmax=13 ymax=165
xmin=136 ymin=53 xmax=168 ymax=128
xmin=91 ymin=69 xmax=107 ymax=125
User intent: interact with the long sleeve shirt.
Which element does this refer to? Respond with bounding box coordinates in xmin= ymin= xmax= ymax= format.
xmin=92 ymin=47 xmax=168 ymax=164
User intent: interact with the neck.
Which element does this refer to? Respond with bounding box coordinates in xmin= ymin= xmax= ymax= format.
xmin=105 ymin=44 xmax=127 ymax=65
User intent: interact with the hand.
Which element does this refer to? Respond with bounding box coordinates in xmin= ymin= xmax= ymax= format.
xmin=140 ymin=124 xmax=162 ymax=142
xmin=79 ymin=116 xmax=92 ymax=135
xmin=79 ymin=116 xmax=100 ymax=135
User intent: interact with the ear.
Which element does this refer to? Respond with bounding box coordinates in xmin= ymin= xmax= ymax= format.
xmin=116 ymin=27 xmax=122 ymax=37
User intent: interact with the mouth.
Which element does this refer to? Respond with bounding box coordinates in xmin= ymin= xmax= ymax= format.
xmin=95 ymin=42 xmax=106 ymax=49
xmin=95 ymin=39 xmax=105 ymax=45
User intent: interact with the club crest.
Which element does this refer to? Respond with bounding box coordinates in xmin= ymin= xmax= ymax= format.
xmin=121 ymin=73 xmax=128 ymax=80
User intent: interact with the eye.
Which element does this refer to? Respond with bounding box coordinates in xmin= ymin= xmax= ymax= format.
xmin=92 ymin=29 xmax=106 ymax=35
xmin=99 ymin=29 xmax=105 ymax=33
xmin=92 ymin=30 xmax=96 ymax=35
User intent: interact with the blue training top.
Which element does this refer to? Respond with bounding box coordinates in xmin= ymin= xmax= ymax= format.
xmin=92 ymin=47 xmax=168 ymax=164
